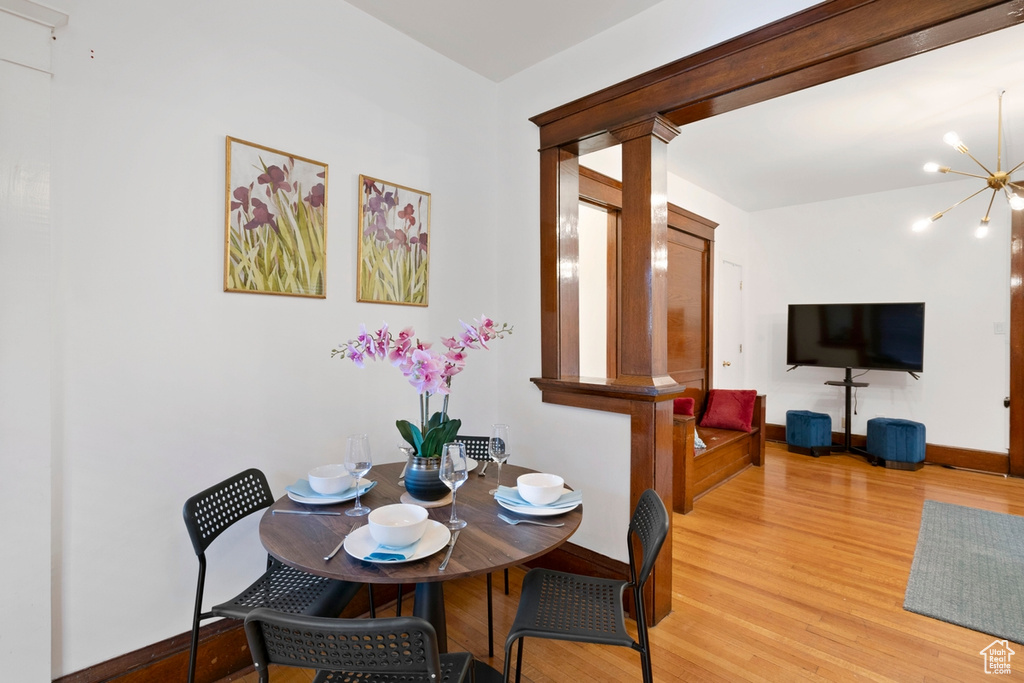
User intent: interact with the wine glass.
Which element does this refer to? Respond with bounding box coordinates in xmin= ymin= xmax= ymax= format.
xmin=440 ymin=442 xmax=469 ymax=530
xmin=488 ymin=423 xmax=510 ymax=495
xmin=344 ymin=434 xmax=373 ymax=517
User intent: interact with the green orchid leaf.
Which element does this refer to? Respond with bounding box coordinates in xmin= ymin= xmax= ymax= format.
xmin=396 ymin=419 xmax=424 ymax=453
xmin=426 ymin=411 xmax=449 ymax=432
xmin=418 ymin=418 xmax=461 ymax=458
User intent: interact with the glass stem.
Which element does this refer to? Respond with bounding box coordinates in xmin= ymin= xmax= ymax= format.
xmin=449 ymin=487 xmax=458 ymax=524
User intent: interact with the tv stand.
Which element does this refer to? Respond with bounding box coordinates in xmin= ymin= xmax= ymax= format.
xmin=825 ymin=368 xmax=875 ymax=463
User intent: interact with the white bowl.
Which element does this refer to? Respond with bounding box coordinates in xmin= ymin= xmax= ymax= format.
xmin=517 ymin=473 xmax=565 ymax=506
xmin=308 ymin=464 xmax=354 ymax=495
xmin=368 ymin=503 xmax=429 ymax=547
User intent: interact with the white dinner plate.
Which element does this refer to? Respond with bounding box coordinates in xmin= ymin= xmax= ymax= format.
xmin=344 ymin=520 xmax=451 ymax=564
xmin=286 ymin=479 xmax=376 ymax=506
xmin=495 ymin=487 xmax=581 ymax=517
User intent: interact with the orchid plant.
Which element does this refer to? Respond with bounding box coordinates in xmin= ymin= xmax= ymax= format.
xmin=332 ymin=316 xmax=512 ymax=457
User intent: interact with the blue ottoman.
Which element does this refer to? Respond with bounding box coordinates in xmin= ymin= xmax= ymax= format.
xmin=866 ymin=418 xmax=926 ymax=470
xmin=786 ymin=410 xmax=832 ymax=456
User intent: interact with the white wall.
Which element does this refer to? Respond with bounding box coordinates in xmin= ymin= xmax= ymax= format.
xmin=745 ymin=178 xmax=1010 ymax=452
xmin=578 ymin=202 xmax=608 ymax=377
xmin=0 ymin=9 xmax=55 ymax=682
xmin=576 ymin=95 xmax=1010 ymax=456
xmin=18 ymin=0 xmax=860 ymax=676
xmin=48 ymin=0 xmax=504 ymax=675
xmin=492 ymin=0 xmax=820 ymax=562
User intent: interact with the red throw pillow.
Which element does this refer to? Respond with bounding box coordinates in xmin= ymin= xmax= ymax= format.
xmin=700 ymin=389 xmax=757 ymax=432
xmin=673 ymin=397 xmax=695 ymax=416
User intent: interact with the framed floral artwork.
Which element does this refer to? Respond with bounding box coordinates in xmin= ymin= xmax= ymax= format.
xmin=357 ymin=175 xmax=430 ymax=306
xmin=224 ymin=136 xmax=327 ymax=297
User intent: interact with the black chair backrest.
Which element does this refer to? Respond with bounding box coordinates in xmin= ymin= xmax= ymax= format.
xmin=455 ymin=435 xmax=490 ymax=462
xmin=244 ymin=608 xmax=443 ymax=679
xmin=183 ymin=468 xmax=274 ymax=556
xmin=628 ymin=488 xmax=670 ymax=588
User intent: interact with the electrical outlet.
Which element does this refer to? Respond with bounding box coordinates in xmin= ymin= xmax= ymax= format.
xmin=840 ymin=416 xmax=846 ymax=429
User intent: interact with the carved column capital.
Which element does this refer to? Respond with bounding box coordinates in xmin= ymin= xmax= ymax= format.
xmin=610 ymin=114 xmax=680 ymax=145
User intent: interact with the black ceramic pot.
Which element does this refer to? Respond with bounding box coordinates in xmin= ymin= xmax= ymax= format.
xmin=403 ymin=456 xmax=449 ymax=501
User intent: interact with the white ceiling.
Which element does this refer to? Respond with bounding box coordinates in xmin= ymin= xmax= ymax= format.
xmin=668 ymin=22 xmax=1024 ymax=211
xmin=342 ymin=1 xmax=1024 ymax=212
xmin=341 ymin=0 xmax=664 ymax=83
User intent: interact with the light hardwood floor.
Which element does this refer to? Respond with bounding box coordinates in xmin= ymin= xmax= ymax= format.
xmin=222 ymin=442 xmax=1024 ymax=682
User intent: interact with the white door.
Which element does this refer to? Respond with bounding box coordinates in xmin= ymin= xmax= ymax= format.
xmin=717 ymin=260 xmax=744 ymax=387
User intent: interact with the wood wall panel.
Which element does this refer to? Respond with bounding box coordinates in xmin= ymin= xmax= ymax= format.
xmin=667 ymin=230 xmax=706 ymax=384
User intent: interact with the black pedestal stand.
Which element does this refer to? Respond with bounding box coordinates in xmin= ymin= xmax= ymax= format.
xmin=824 ymin=367 xmax=878 ymax=465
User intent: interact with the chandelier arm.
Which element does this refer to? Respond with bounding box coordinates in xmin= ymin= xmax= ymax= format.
xmin=962 ymin=149 xmax=994 ymax=177
xmin=942 ymin=168 xmax=991 ymax=180
xmin=933 ymin=185 xmax=993 ymax=218
xmin=982 ymin=188 xmax=998 ymax=221
xmin=1006 ymin=159 xmax=1024 ymax=177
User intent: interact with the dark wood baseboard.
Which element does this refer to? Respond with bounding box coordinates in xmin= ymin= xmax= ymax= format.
xmin=523 ymin=539 xmax=627 ymax=579
xmin=766 ymin=423 xmax=1009 ymax=475
xmin=54 ymin=585 xmax=379 ymax=683
xmin=52 ymin=618 xmax=246 ymax=683
xmin=53 ymin=543 xmax=619 ymax=683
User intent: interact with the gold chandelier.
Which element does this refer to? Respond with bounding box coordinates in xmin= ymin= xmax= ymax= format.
xmin=913 ymin=90 xmax=1024 ymax=238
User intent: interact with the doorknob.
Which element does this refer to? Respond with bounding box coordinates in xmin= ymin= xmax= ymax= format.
xmin=722 ymin=361 xmax=732 ymax=367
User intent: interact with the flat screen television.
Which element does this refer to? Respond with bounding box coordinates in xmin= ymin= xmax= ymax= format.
xmin=786 ymin=302 xmax=925 ymax=372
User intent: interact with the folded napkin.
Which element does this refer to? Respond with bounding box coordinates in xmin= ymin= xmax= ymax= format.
xmin=286 ymin=479 xmax=375 ymax=500
xmin=495 ymin=485 xmax=582 ymax=509
xmin=363 ymin=538 xmax=424 ymax=562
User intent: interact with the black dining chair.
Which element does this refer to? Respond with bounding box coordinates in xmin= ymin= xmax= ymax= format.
xmin=182 ymin=468 xmax=369 ymax=683
xmin=502 ymin=488 xmax=669 ymax=683
xmin=459 ymin=435 xmax=509 ymax=656
xmin=244 ymin=608 xmax=475 ymax=683
xmin=394 ymin=435 xmax=507 ymax=657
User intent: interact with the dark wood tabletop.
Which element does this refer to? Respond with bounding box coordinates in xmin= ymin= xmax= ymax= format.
xmin=260 ymin=462 xmax=582 ymax=583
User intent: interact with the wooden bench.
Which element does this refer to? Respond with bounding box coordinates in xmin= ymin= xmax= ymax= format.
xmin=672 ymin=393 xmax=766 ymax=514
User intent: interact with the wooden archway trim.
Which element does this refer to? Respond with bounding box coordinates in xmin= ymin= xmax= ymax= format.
xmin=531 ymin=0 xmax=1024 ymax=623
xmin=532 ymin=0 xmax=1024 ymax=152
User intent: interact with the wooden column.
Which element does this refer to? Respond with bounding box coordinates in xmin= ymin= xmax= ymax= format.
xmin=611 ymin=115 xmax=680 ymax=624
xmin=611 ymin=116 xmax=679 ymax=386
xmin=539 ymin=147 xmax=580 ymax=379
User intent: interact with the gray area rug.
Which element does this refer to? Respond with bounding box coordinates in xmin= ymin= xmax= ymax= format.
xmin=904 ymin=500 xmax=1024 ymax=644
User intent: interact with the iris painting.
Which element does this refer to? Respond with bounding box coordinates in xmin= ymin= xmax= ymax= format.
xmin=224 ymin=137 xmax=327 ymax=297
xmin=357 ymin=174 xmax=430 ymax=306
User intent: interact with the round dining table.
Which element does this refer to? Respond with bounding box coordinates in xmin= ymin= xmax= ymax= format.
xmin=259 ymin=461 xmax=582 ymax=681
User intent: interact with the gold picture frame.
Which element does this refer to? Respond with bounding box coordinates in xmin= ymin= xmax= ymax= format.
xmin=356 ymin=174 xmax=430 ymax=306
xmin=224 ymin=136 xmax=327 ymax=298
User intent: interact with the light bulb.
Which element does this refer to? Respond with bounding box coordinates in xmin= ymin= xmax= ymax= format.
xmin=912 ymin=218 xmax=932 ymax=232
xmin=923 ymin=162 xmax=940 ymax=173
xmin=943 ymin=131 xmax=962 ymax=147
xmin=1010 ymin=193 xmax=1024 ymax=211
xmin=976 ymin=218 xmax=990 ymax=238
